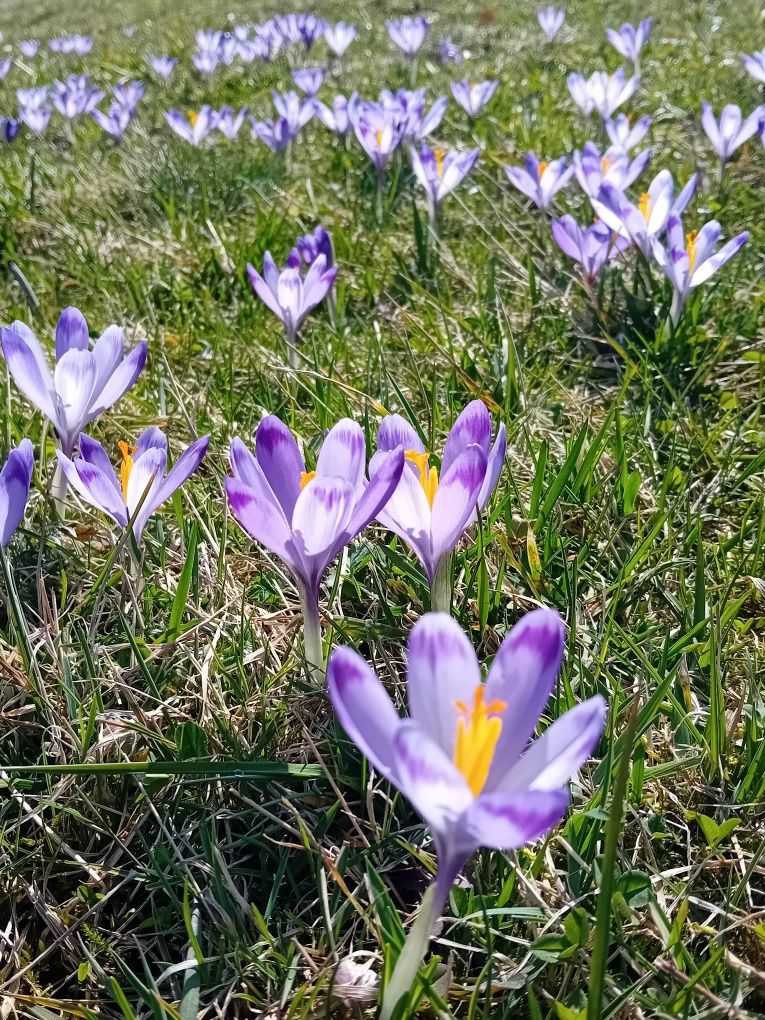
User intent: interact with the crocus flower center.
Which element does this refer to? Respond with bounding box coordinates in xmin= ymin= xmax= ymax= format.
xmin=434 ymin=147 xmax=445 ymax=177
xmin=188 ymin=110 xmax=198 ymax=127
xmin=601 ymin=155 xmax=614 ymax=173
xmin=686 ymin=230 xmax=698 ymax=272
xmin=375 ymin=129 xmax=383 ymax=147
xmin=118 ymin=440 xmax=136 ymax=499
xmin=300 ymin=470 xmax=316 ymax=490
xmin=537 ymin=160 xmax=549 ymax=179
xmin=405 ymin=450 xmax=438 ymax=507
xmin=453 ymin=685 xmax=507 ymax=796
xmin=639 ymin=192 xmax=651 ymax=220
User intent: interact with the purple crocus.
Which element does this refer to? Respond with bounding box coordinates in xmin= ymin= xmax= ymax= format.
xmin=251 ymin=115 xmax=292 ymax=152
xmin=606 ymin=18 xmax=652 ymax=65
xmin=604 ymin=112 xmax=651 ymax=151
xmin=296 ymin=226 xmax=333 ymax=268
xmin=573 ymin=140 xmax=650 ymax=196
xmin=146 ymin=56 xmax=177 ymax=79
xmin=328 ymin=609 xmax=605 ymax=1019
xmin=57 ymin=428 xmax=209 ymax=543
xmin=324 ymin=22 xmax=357 ymax=57
xmin=1 ymin=117 xmax=20 ymax=144
xmin=504 ymin=152 xmax=574 ymax=210
xmin=652 ymin=214 xmax=750 ymax=324
xmin=742 ymin=50 xmax=765 ymax=84
xmin=272 ymin=90 xmax=315 ymax=136
xmin=450 ymin=79 xmax=498 ymax=117
xmin=568 ymin=69 xmax=638 ymax=119
xmin=439 ymin=35 xmax=462 ymax=64
xmin=17 ymin=87 xmax=51 ymax=135
xmin=292 ymin=67 xmax=325 ymax=97
xmin=226 ymin=416 xmax=404 ymax=678
xmin=411 ymin=144 xmax=480 ymax=232
xmin=53 ymin=75 xmax=104 ymax=120
xmin=0 ymin=60 xmax=12 ymax=81
xmin=0 ymin=307 xmax=147 ymax=457
xmin=551 ymin=216 xmax=629 ymax=285
xmin=18 ymin=40 xmax=39 ymax=59
xmin=701 ymin=101 xmax=764 ymax=178
xmin=164 ymin=107 xmax=216 ymax=146
xmin=538 ymin=6 xmax=565 ymax=41
xmin=381 ymin=88 xmax=446 ymax=143
xmin=49 ymin=35 xmax=93 ymax=55
xmin=298 ymin=14 xmax=327 ymax=49
xmin=0 ymin=439 xmax=34 ymax=547
xmin=595 ymin=170 xmax=698 ymax=259
xmin=215 ymin=106 xmax=248 ymax=140
xmin=247 ymin=248 xmax=337 ymax=366
xmin=387 ymin=17 xmax=428 ymax=58
xmin=92 ymin=103 xmax=133 ymax=139
xmin=352 ymin=100 xmax=405 ymax=176
xmin=315 ymin=94 xmax=356 ymax=138
xmin=371 ymin=401 xmax=505 ymax=605
xmin=111 ymin=81 xmax=144 ymax=114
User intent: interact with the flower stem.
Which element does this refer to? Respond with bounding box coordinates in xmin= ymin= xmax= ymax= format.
xmin=298 ymin=584 xmax=324 ymax=683
xmin=51 ymin=460 xmax=68 ymax=520
xmin=376 ymin=170 xmax=385 ymax=224
xmin=430 ymin=555 xmax=452 ymax=614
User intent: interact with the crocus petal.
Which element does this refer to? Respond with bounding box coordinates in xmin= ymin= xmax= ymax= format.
xmin=315 ymin=419 xmax=366 ymax=493
xmin=1 ymin=326 xmax=57 ymax=422
xmin=483 ymin=609 xmax=566 ymax=790
xmin=441 ymin=400 xmax=491 ymax=475
xmin=254 ymin=415 xmax=305 ymax=518
xmin=407 ymin=612 xmax=480 ymax=755
xmin=247 ymin=262 xmax=284 ymax=320
xmin=429 ymin=445 xmax=488 ymax=574
xmin=700 ymin=101 xmax=721 ymax=151
xmin=78 ymin=434 xmax=121 ymax=495
xmin=463 ymin=788 xmax=570 ymax=850
xmin=54 ymin=307 xmax=89 ymax=360
xmin=499 ymin=695 xmax=607 ymax=793
xmin=225 ymin=475 xmax=295 ymax=568
xmin=54 ymin=349 xmax=99 ymax=444
xmin=690 ymin=231 xmax=749 ymax=287
xmin=91 ymin=326 xmax=125 ymax=394
xmin=377 ymin=413 xmax=424 ymax=454
xmin=57 ymin=451 xmax=129 ymax=527
xmin=338 ymin=446 xmax=404 ymax=550
xmin=89 ymin=341 xmax=147 ymax=417
xmin=150 ymin=436 xmax=209 ymax=511
xmin=0 ymin=439 xmax=34 ymax=545
xmin=292 ymin=476 xmax=355 ymax=556
xmin=125 ymin=446 xmax=166 ymax=532
xmin=327 ymin=644 xmax=400 ymax=780
xmin=391 ymin=721 xmax=473 ymax=835
xmin=374 ymin=451 xmax=433 ymax=571
xmin=504 ymin=165 xmax=539 ymax=202
xmin=477 ymin=423 xmax=506 ymax=510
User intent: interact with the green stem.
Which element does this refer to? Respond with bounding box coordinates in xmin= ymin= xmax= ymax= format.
xmin=379 ymin=880 xmax=440 ymax=1020
xmin=430 ymin=555 xmax=452 ymax=614
xmin=51 ymin=459 xmax=68 ymax=520
xmin=298 ymin=583 xmax=324 ymax=683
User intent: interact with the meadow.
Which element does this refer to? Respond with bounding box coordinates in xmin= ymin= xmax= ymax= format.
xmin=0 ymin=0 xmax=764 ymax=1017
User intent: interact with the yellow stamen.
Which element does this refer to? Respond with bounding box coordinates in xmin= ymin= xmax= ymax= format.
xmin=601 ymin=155 xmax=614 ymax=173
xmin=639 ymin=192 xmax=651 ymax=221
xmin=405 ymin=450 xmax=438 ymax=507
xmin=537 ymin=160 xmax=549 ymax=179
xmin=118 ymin=441 xmax=136 ymax=499
xmin=300 ymin=470 xmax=316 ymax=490
xmin=434 ymin=147 xmax=446 ymax=177
xmin=188 ymin=109 xmax=198 ymax=127
xmin=375 ymin=129 xmax=383 ymax=146
xmin=453 ymin=686 xmax=507 ymax=796
xmin=686 ymin=230 xmax=698 ymax=273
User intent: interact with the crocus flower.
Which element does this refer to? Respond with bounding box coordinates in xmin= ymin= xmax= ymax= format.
xmin=192 ymin=49 xmax=220 ymax=75
xmin=604 ymin=112 xmax=651 ymax=151
xmin=1 ymin=117 xmax=20 ymax=144
xmin=0 ymin=307 xmax=147 ymax=456
xmin=450 ymin=79 xmax=498 ymax=117
xmin=573 ymin=140 xmax=650 ymax=196
xmin=0 ymin=60 xmax=12 ymax=81
xmin=225 ymin=416 xmax=405 ymax=678
xmin=92 ymin=103 xmax=133 ymax=139
xmin=17 ymin=91 xmax=51 ymax=135
xmin=568 ymin=69 xmax=638 ymax=119
xmin=272 ymin=90 xmax=314 ymax=136
xmin=251 ymin=115 xmax=292 ymax=151
xmin=0 ymin=439 xmax=34 ymax=547
xmin=371 ymin=401 xmax=505 ymax=602
xmin=742 ymin=50 xmax=765 ymax=84
xmin=111 ymin=80 xmax=144 ymax=114
xmin=551 ymin=216 xmax=628 ymax=285
xmin=380 ymin=88 xmax=447 ymax=143
xmin=328 ymin=609 xmax=606 ymax=1019
xmin=315 ymin=94 xmax=356 ymax=138
xmin=700 ymin=101 xmax=764 ymax=177
xmin=57 ymin=428 xmax=209 ymax=543
xmin=164 ymin=106 xmax=216 ymax=146
xmin=247 ymin=248 xmax=337 ymax=365
xmin=292 ymin=67 xmax=325 ymax=97
xmin=504 ymin=152 xmax=574 ymax=210
xmin=411 ymin=144 xmax=480 ymax=230
xmin=538 ymin=6 xmax=565 ymax=41
xmin=439 ymin=35 xmax=462 ymax=64
xmin=49 ymin=35 xmax=92 ymax=54
xmin=18 ymin=40 xmax=39 ymax=59
xmin=53 ymin=75 xmax=104 ymax=120
xmin=146 ymin=55 xmax=177 ymax=79
xmin=387 ymin=16 xmax=428 ymax=57
xmin=298 ymin=14 xmax=327 ymax=49
xmin=352 ymin=101 xmax=405 ymax=175
xmin=324 ymin=22 xmax=356 ymax=57
xmin=296 ymin=226 xmax=334 ymax=268
xmin=595 ymin=170 xmax=698 ymax=259
xmin=652 ymin=213 xmax=749 ymax=324
xmin=276 ymin=14 xmax=303 ymax=46
xmin=606 ymin=18 xmax=652 ymax=65
xmin=215 ymin=106 xmax=248 ymax=140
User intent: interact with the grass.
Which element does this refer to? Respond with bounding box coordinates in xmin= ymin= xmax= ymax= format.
xmin=1 ymin=0 xmax=765 ymax=1017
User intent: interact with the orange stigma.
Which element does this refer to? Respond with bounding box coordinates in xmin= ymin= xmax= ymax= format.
xmin=686 ymin=230 xmax=698 ymax=272
xmin=405 ymin=450 xmax=438 ymax=507
xmin=118 ymin=441 xmax=136 ymax=499
xmin=300 ymin=470 xmax=316 ymax=490
xmin=453 ymin=686 xmax=507 ymax=796
xmin=434 ymin=147 xmax=446 ymax=177
xmin=639 ymin=192 xmax=651 ymax=220
xmin=537 ymin=160 xmax=549 ymax=178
